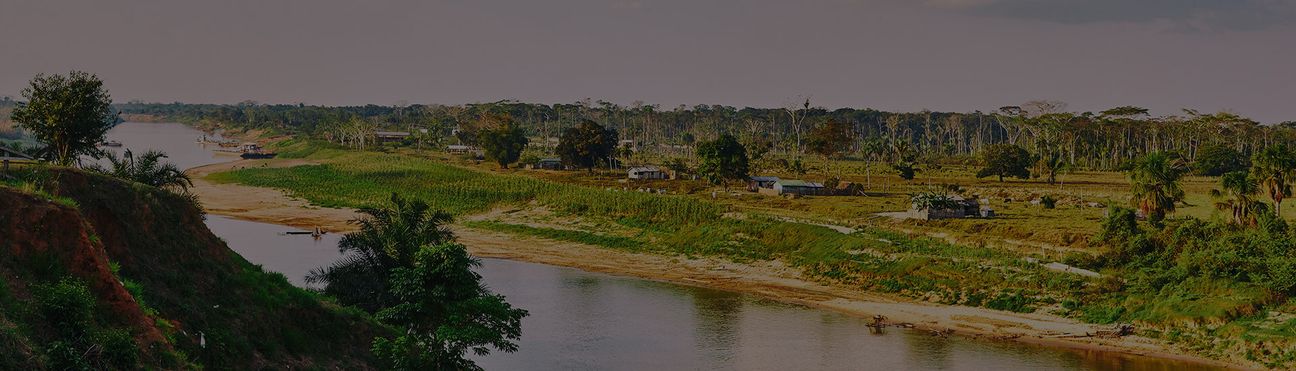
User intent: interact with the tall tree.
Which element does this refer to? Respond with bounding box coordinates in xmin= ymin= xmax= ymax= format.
xmin=10 ymin=71 xmax=118 ymax=166
xmin=1194 ymin=144 xmax=1248 ymax=176
xmin=478 ymin=114 xmax=528 ymax=169
xmin=807 ymin=118 xmax=855 ymax=177
xmin=858 ymin=136 xmax=887 ymax=189
xmin=1211 ymin=171 xmax=1264 ymax=226
xmin=370 ymin=243 xmax=527 ymax=371
xmin=1037 ymin=143 xmax=1068 ymax=185
xmin=696 ymin=134 xmax=749 ymax=190
xmin=890 ymin=139 xmax=918 ymax=182
xmin=307 ymin=194 xmax=455 ymax=313
xmin=309 ymin=194 xmax=525 ymax=370
xmin=1252 ymin=144 xmax=1295 ymax=217
xmin=784 ymin=98 xmax=810 ymax=157
xmin=1128 ymin=152 xmax=1187 ymax=223
xmin=976 ymin=144 xmax=1032 ymax=182
xmin=556 ymin=120 xmax=618 ymax=172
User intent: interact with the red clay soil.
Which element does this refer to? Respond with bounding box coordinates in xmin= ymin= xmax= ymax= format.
xmin=20 ymin=169 xmax=384 ymax=369
xmin=0 ymin=190 xmax=166 ymax=346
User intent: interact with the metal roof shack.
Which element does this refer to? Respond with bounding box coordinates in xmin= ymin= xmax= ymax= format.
xmin=627 ymin=165 xmax=669 ymax=180
xmin=748 ymin=176 xmax=780 ymax=192
xmin=773 ymin=179 xmax=826 ymax=195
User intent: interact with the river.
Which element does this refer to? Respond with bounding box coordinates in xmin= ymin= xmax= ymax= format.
xmin=106 ymin=122 xmax=1223 ymax=370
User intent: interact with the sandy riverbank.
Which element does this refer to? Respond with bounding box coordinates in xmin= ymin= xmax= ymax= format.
xmin=186 ymin=159 xmax=1250 ymax=370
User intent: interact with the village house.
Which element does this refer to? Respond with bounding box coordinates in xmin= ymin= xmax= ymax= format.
xmin=375 ymin=131 xmax=411 ymax=144
xmin=747 ymin=176 xmax=780 ymax=192
xmin=627 ymin=165 xmax=669 ymax=180
xmin=908 ymin=195 xmax=989 ymax=220
xmin=772 ymin=179 xmax=826 ymax=196
xmin=532 ymin=158 xmax=564 ymax=170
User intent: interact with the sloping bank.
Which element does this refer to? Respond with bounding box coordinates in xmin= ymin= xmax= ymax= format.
xmin=0 ymin=169 xmax=384 ymax=369
xmin=191 ymin=141 xmax=1248 ymax=369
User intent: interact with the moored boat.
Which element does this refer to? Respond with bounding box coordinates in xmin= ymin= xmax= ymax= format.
xmin=238 ymin=142 xmax=277 ymax=159
xmin=240 ymin=152 xmax=277 ymax=159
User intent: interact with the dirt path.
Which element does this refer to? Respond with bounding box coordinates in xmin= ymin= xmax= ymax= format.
xmin=185 ymin=160 xmax=1246 ymax=370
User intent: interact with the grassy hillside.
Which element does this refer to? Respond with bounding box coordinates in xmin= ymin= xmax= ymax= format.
xmin=1 ymin=168 xmax=384 ymax=369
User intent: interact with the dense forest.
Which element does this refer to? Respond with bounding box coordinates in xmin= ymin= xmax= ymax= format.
xmin=117 ymin=100 xmax=1296 ymax=171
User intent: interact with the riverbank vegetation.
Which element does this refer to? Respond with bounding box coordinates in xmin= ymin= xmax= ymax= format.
xmin=1 ymin=167 xmax=385 ymax=369
xmin=308 ymin=194 xmax=527 ymax=370
xmin=103 ymin=96 xmax=1296 ymax=368
xmin=203 ymin=133 xmax=1296 ymax=367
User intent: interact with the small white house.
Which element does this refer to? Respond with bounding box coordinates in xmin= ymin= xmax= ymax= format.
xmin=627 ymin=166 xmax=669 ymax=180
xmin=446 ymin=144 xmax=477 ymax=154
xmin=375 ymin=131 xmax=411 ymax=143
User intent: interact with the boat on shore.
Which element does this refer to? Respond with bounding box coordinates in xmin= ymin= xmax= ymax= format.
xmin=240 ymin=152 xmax=277 ymax=159
xmin=237 ymin=142 xmax=277 ymax=159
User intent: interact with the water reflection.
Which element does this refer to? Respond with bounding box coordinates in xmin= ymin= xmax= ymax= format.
xmin=687 ymin=289 xmax=741 ymax=369
xmin=102 ymin=122 xmax=231 ymax=170
xmin=903 ymin=332 xmax=955 ymax=370
xmin=205 ymin=214 xmax=343 ymax=288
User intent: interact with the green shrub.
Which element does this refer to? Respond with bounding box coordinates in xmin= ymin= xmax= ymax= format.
xmin=44 ymin=341 xmax=90 ymax=371
xmin=985 ymin=291 xmax=1035 ymax=313
xmin=963 ymin=291 xmax=988 ymax=307
xmin=94 ymin=328 xmax=140 ymax=370
xmin=32 ymin=278 xmax=96 ymax=337
xmin=1081 ymin=305 xmax=1125 ymax=324
xmin=1095 ymin=206 xmax=1140 ymax=245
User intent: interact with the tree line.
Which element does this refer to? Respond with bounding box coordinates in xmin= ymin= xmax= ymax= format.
xmin=116 ymin=100 xmax=1296 ymax=172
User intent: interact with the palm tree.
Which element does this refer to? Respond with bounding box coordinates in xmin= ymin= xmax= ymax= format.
xmin=0 ymin=141 xmax=48 ymax=160
xmin=1252 ymin=144 xmax=1295 ymax=218
xmin=1039 ymin=148 xmax=1067 ymax=185
xmin=1211 ymin=171 xmax=1264 ymax=226
xmin=306 ymin=193 xmax=454 ymax=313
xmin=1128 ymin=152 xmax=1187 ymax=223
xmin=89 ymin=149 xmax=193 ymax=193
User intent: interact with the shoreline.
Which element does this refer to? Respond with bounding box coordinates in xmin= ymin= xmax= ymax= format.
xmin=186 ymin=159 xmax=1250 ymax=370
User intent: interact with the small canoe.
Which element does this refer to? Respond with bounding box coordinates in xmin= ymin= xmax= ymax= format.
xmin=240 ymin=152 xmax=277 ymax=159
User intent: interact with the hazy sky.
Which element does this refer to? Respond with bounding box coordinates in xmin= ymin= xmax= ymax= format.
xmin=2 ymin=0 xmax=1294 ymax=122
